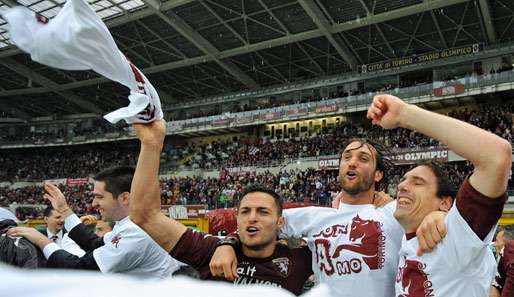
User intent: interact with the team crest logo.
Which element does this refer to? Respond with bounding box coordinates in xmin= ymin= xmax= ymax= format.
xmin=272 ymin=257 xmax=291 ymax=277
xmin=111 ymin=234 xmax=122 ymax=248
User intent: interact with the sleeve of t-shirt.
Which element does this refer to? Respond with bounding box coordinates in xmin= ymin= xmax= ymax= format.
xmin=281 ymin=207 xmax=331 ymax=239
xmin=440 ymin=177 xmax=505 ymax=270
xmin=456 ymin=176 xmax=507 ymax=240
xmin=169 ymin=229 xmax=219 ymax=270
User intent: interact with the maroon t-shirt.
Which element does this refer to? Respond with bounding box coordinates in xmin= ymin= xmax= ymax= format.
xmin=494 ymin=240 xmax=514 ymax=296
xmin=170 ymin=229 xmax=313 ymax=295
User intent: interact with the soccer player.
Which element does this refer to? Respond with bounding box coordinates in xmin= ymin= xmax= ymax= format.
xmin=129 ymin=120 xmax=312 ymax=295
xmin=367 ymin=94 xmax=511 ymax=296
xmin=8 ymin=167 xmax=180 ymax=278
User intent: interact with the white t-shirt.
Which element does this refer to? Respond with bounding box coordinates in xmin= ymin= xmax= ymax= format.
xmin=282 ymin=202 xmax=403 ymax=297
xmin=93 ymin=216 xmax=180 ymax=279
xmin=395 ymin=204 xmax=497 ymax=297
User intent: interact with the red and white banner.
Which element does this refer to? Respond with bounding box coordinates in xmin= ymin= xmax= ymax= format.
xmin=186 ymin=204 xmax=208 ymax=218
xmin=66 ymin=177 xmax=90 ymax=187
xmin=433 ymin=84 xmax=465 ymax=97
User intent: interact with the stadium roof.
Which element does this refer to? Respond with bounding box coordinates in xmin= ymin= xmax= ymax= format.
xmin=0 ymin=0 xmax=513 ymax=119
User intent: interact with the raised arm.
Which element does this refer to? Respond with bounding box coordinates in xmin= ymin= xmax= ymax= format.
xmin=367 ymin=94 xmax=511 ymax=198
xmin=44 ymin=183 xmax=103 ymax=251
xmin=129 ymin=120 xmax=187 ymax=252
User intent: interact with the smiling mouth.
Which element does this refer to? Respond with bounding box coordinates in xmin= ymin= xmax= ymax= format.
xmin=397 ymin=196 xmax=413 ymax=207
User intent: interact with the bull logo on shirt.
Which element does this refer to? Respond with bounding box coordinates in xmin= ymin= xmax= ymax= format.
xmin=314 ymin=215 xmax=386 ymax=276
xmin=396 ymin=258 xmax=434 ymax=297
xmin=332 ymin=215 xmax=385 ymax=270
xmin=111 ymin=234 xmax=122 ymax=248
xmin=272 ymin=257 xmax=291 ymax=277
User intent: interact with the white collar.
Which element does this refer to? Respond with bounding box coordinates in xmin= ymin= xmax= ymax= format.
xmin=47 ymin=229 xmax=63 ymax=238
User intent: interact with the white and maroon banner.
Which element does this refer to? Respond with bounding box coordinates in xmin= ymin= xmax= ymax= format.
xmin=225 ymin=166 xmax=257 ymax=176
xmin=186 ymin=204 xmax=208 ymax=218
xmin=44 ymin=178 xmax=67 ymax=186
xmin=66 ymin=177 xmax=90 ymax=187
xmin=433 ymin=84 xmax=465 ymax=97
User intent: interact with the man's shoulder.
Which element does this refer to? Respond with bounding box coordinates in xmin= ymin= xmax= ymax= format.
xmin=272 ymin=243 xmax=311 ymax=258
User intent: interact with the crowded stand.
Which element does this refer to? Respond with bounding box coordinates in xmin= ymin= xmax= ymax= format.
xmin=0 ymin=102 xmax=510 ymax=182
xmin=0 ymin=161 xmax=474 ymax=220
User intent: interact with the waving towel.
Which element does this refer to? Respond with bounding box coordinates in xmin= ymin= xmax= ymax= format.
xmin=1 ymin=0 xmax=163 ymax=124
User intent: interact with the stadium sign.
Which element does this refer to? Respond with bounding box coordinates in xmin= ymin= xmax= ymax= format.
xmin=288 ymin=108 xmax=308 ymax=117
xmin=261 ymin=112 xmax=281 ymax=121
xmin=318 ymin=158 xmax=340 ymax=169
xmin=226 ymin=166 xmax=257 ymax=175
xmin=212 ymin=118 xmax=230 ymax=126
xmin=388 ymin=148 xmax=449 ymax=165
xmin=361 ymin=44 xmax=480 ymax=73
xmin=44 ymin=178 xmax=67 ymax=186
xmin=314 ymin=105 xmax=338 ymax=114
xmin=236 ymin=116 xmax=254 ymax=124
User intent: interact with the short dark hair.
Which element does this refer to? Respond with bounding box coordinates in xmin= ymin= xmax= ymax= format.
xmin=341 ymin=138 xmax=392 ymax=191
xmin=417 ymin=161 xmax=457 ymax=199
xmin=239 ymin=184 xmax=283 ymax=215
xmin=43 ymin=205 xmax=55 ymax=218
xmin=93 ymin=166 xmax=135 ymax=198
xmin=106 ymin=221 xmax=116 ymax=229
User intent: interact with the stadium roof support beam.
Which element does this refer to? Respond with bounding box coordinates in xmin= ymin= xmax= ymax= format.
xmin=357 ymin=0 xmax=396 ymax=58
xmin=477 ymin=0 xmax=497 ymax=44
xmin=200 ymin=0 xmax=288 ymax=82
xmin=141 ymin=0 xmax=259 ymax=89
xmin=298 ymin=0 xmax=359 ymax=68
xmin=430 ymin=11 xmax=448 ymax=48
xmin=0 ymin=59 xmax=102 ymax=113
xmin=0 ymin=0 xmax=470 ymax=96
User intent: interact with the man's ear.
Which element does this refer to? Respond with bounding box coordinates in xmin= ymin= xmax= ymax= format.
xmin=439 ymin=196 xmax=453 ymax=212
xmin=117 ymin=192 xmax=130 ymax=205
xmin=277 ymin=216 xmax=285 ymax=229
xmin=374 ymin=170 xmax=383 ymax=183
